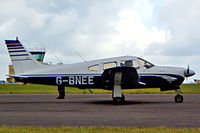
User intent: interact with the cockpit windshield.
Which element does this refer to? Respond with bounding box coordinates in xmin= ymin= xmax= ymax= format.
xmin=138 ymin=57 xmax=154 ymax=69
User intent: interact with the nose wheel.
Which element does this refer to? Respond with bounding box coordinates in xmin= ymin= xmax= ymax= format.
xmin=175 ymin=89 xmax=183 ymax=103
xmin=175 ymin=94 xmax=183 ymax=103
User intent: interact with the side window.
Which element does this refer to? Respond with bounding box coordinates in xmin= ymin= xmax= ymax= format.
xmin=103 ymin=62 xmax=117 ymax=69
xmin=138 ymin=58 xmax=154 ymax=69
xmin=120 ymin=60 xmax=132 ymax=67
xmin=88 ymin=64 xmax=99 ymax=71
xmin=133 ymin=60 xmax=140 ymax=69
xmin=120 ymin=60 xmax=140 ymax=69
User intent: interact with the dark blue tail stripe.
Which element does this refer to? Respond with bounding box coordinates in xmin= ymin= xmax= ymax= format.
xmin=5 ymin=40 xmax=20 ymax=44
xmin=8 ymin=47 xmax=24 ymax=49
xmin=10 ymin=54 xmax=29 ymax=57
xmin=9 ymin=50 xmax=26 ymax=53
xmin=7 ymin=44 xmax=22 ymax=47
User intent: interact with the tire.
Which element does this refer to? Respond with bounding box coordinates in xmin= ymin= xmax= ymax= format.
xmin=113 ymin=94 xmax=125 ymax=104
xmin=121 ymin=94 xmax=125 ymax=102
xmin=175 ymin=94 xmax=183 ymax=103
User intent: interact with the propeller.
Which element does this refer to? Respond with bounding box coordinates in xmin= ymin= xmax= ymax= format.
xmin=186 ymin=65 xmax=190 ymax=74
xmin=185 ymin=65 xmax=190 ymax=83
xmin=184 ymin=65 xmax=195 ymax=78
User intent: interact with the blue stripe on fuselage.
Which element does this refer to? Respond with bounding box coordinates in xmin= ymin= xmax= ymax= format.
xmin=21 ymin=73 xmax=182 ymax=78
xmin=15 ymin=73 xmax=184 ymax=89
xmin=19 ymin=73 xmax=184 ymax=88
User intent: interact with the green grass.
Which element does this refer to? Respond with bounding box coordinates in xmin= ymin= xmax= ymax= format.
xmin=0 ymin=84 xmax=200 ymax=94
xmin=0 ymin=84 xmax=110 ymax=94
xmin=122 ymin=84 xmax=200 ymax=94
xmin=0 ymin=126 xmax=200 ymax=133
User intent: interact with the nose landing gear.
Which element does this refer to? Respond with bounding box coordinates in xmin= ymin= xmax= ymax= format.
xmin=175 ymin=89 xmax=183 ymax=103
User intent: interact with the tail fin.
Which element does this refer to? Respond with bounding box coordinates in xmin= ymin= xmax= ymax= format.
xmin=5 ymin=37 xmax=45 ymax=74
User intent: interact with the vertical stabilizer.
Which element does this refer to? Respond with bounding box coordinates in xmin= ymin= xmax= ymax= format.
xmin=5 ymin=37 xmax=45 ymax=74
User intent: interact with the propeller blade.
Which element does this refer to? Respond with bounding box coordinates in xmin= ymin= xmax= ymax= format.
xmin=187 ymin=65 xmax=190 ymax=74
xmin=184 ymin=65 xmax=195 ymax=77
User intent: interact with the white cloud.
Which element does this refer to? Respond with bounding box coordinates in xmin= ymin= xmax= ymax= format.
xmin=110 ymin=10 xmax=171 ymax=51
xmin=0 ymin=0 xmax=199 ymax=82
xmin=150 ymin=0 xmax=200 ymax=56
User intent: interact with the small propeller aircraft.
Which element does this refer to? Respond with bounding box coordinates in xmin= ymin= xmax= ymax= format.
xmin=4 ymin=37 xmax=195 ymax=103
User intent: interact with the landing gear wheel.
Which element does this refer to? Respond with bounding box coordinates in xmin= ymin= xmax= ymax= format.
xmin=113 ymin=94 xmax=125 ymax=104
xmin=56 ymin=96 xmax=65 ymax=99
xmin=57 ymin=85 xmax=65 ymax=99
xmin=175 ymin=94 xmax=183 ymax=103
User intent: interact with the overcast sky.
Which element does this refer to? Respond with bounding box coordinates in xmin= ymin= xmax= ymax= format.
xmin=0 ymin=0 xmax=199 ymax=83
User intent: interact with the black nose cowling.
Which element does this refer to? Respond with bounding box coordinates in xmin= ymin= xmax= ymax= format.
xmin=184 ymin=69 xmax=195 ymax=77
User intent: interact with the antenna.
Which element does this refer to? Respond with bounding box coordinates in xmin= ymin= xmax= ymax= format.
xmin=73 ymin=50 xmax=87 ymax=62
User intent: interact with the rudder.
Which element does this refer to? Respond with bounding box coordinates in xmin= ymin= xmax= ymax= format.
xmin=5 ymin=37 xmax=45 ymax=74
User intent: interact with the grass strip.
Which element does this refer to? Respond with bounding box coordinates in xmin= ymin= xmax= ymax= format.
xmin=0 ymin=84 xmax=200 ymax=94
xmin=0 ymin=126 xmax=200 ymax=133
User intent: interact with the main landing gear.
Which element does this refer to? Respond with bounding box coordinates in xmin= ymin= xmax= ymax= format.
xmin=113 ymin=94 xmax=125 ymax=104
xmin=174 ymin=89 xmax=183 ymax=103
xmin=57 ymin=85 xmax=65 ymax=99
xmin=112 ymin=72 xmax=125 ymax=104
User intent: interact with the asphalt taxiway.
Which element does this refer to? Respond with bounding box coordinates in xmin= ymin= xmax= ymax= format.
xmin=0 ymin=94 xmax=200 ymax=127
